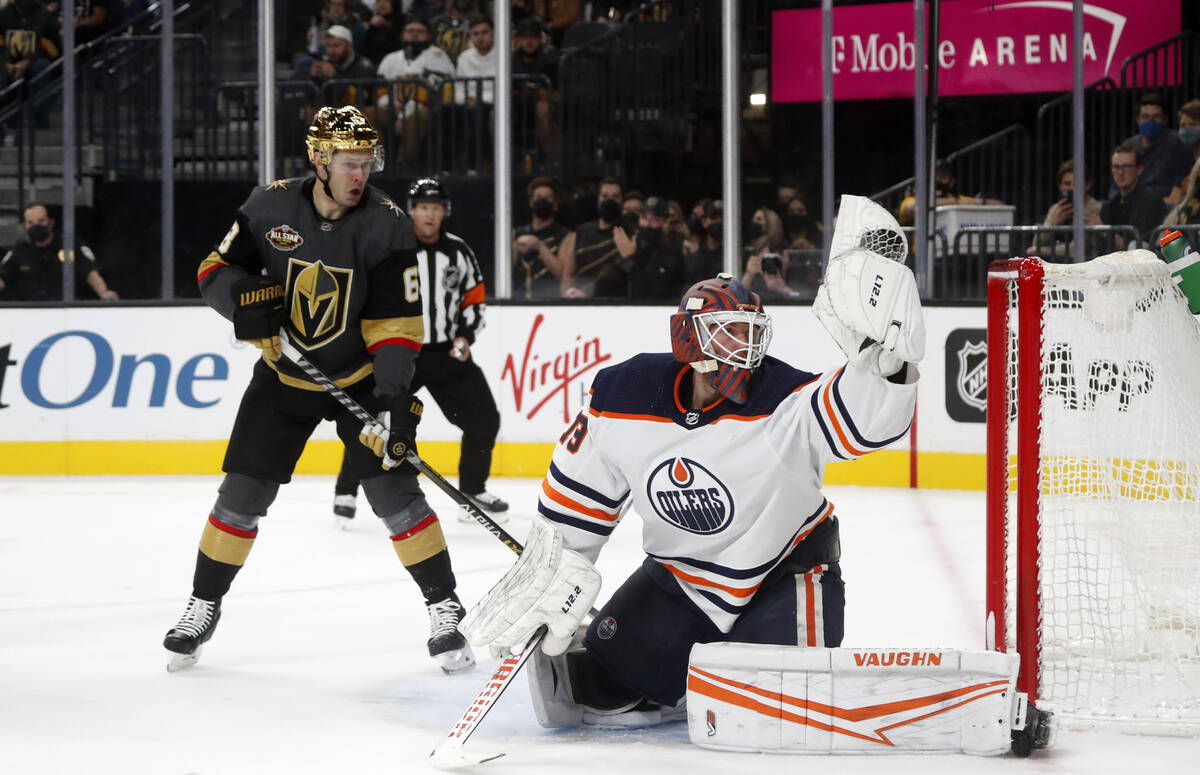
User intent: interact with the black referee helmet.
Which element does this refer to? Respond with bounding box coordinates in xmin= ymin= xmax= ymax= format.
xmin=407 ymin=177 xmax=452 ymax=217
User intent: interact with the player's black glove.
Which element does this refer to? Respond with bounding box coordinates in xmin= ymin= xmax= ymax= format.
xmin=359 ymin=393 xmax=423 ymax=469
xmin=231 ymin=275 xmax=286 ymax=362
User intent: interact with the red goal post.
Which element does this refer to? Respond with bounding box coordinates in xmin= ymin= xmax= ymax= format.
xmin=985 ymin=253 xmax=1200 ymax=734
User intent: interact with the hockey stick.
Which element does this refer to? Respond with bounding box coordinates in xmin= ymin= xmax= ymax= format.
xmin=278 ymin=333 xmax=597 ymax=766
xmin=428 ymin=629 xmax=545 ymax=769
xmin=277 ymin=331 xmax=522 ymax=554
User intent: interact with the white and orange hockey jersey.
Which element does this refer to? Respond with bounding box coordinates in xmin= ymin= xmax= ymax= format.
xmin=538 ymin=352 xmax=917 ymax=633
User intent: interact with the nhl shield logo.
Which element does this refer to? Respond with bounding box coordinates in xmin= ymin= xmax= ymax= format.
xmin=646 ymin=457 xmax=734 ymax=534
xmin=955 ymin=340 xmax=988 ymax=412
xmin=266 ymin=224 xmax=304 ymax=251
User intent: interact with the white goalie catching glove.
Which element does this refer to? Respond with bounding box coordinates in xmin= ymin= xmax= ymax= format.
xmin=459 ymin=515 xmax=601 ymax=657
xmin=814 ymin=195 xmax=925 ymax=377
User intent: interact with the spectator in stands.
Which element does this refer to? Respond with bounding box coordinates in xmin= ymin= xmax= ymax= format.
xmin=619 ymin=189 xmax=644 ymax=236
xmin=303 ymin=26 xmax=377 ymax=113
xmin=744 ymin=206 xmax=785 ymax=260
xmin=783 ymin=197 xmax=821 ymax=250
xmin=511 ymin=16 xmax=557 ymax=160
xmin=363 ymin=0 xmax=405 ymax=64
xmin=683 ymin=198 xmax=724 ymax=286
xmin=308 ymin=0 xmax=369 ymax=59
xmin=509 ymin=0 xmax=537 ymax=26
xmin=897 ymin=161 xmax=994 ymax=225
xmin=559 ymin=176 xmax=635 ymax=298
xmin=682 ymin=197 xmax=710 ymax=254
xmin=1101 ymin=144 xmax=1168 ymax=246
xmin=1164 ymin=158 xmax=1200 ymax=227
xmin=535 ymin=0 xmax=582 ymax=47
xmin=513 ymin=176 xmax=572 ymax=299
xmin=439 ymin=13 xmax=495 ymax=171
xmin=1166 ymin=100 xmax=1200 ymax=205
xmin=0 ymin=203 xmax=118 ymax=302
xmin=617 ymin=195 xmax=684 ymax=301
xmin=431 ymin=0 xmax=476 ymax=63
xmin=0 ymin=0 xmax=60 ymax=90
xmin=664 ymin=199 xmax=689 ymax=252
xmin=1029 ymin=159 xmax=1101 ymax=258
xmin=72 ymin=0 xmax=113 ymax=47
xmin=591 ymin=2 xmax=631 ymax=23
xmin=741 ymin=239 xmax=806 ymax=301
xmin=377 ymin=13 xmax=456 ymax=163
xmin=776 ymin=179 xmax=801 ymax=216
xmin=1116 ymin=93 xmax=1194 ymax=201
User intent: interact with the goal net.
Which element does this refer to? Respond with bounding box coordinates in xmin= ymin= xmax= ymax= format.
xmin=986 ymin=252 xmax=1200 ymax=734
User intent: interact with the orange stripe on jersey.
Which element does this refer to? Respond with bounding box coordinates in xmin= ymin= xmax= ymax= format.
xmin=541 ymin=479 xmax=620 ymax=521
xmin=460 ymin=283 xmax=486 ymax=308
xmin=587 ymin=406 xmax=675 ymax=423
xmin=671 ymin=365 xmax=727 ymax=415
xmin=821 ymin=370 xmax=870 ymax=457
xmin=661 ymin=563 xmax=759 ymax=599
xmin=197 ymin=253 xmax=228 ymax=283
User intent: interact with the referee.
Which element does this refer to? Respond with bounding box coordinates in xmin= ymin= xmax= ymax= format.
xmin=333 ymin=178 xmax=508 ymax=521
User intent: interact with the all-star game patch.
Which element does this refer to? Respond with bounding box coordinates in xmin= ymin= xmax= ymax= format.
xmin=266 ymin=224 xmax=304 ymax=251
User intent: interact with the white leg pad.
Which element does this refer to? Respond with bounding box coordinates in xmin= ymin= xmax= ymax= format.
xmin=687 ymin=643 xmax=1021 ymax=756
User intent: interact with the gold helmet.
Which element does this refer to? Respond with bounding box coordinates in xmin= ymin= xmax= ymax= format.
xmin=305 ymin=106 xmax=385 ymax=172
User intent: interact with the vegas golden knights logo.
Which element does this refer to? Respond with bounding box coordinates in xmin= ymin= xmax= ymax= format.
xmin=286 ymin=258 xmax=353 ymax=348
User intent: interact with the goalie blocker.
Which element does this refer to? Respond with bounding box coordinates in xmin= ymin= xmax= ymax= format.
xmin=687 ymin=643 xmax=1054 ymax=757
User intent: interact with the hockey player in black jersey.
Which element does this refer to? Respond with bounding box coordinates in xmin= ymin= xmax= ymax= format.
xmin=332 ymin=177 xmax=509 ymax=524
xmin=162 ymin=106 xmax=474 ymax=675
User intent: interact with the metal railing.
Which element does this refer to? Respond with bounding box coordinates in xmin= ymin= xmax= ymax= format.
xmin=1032 ymin=78 xmax=1122 ymax=218
xmin=1120 ymin=32 xmax=1200 ymax=93
xmin=871 ymin=125 xmax=1034 ymax=225
xmin=933 ymin=225 xmax=1142 ymax=300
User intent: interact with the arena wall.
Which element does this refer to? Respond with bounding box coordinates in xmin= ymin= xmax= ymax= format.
xmin=0 ymin=305 xmax=988 ymax=488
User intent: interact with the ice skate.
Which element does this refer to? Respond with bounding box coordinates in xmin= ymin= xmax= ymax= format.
xmin=459 ymin=490 xmax=509 ymax=523
xmin=332 ymin=493 xmax=356 ymax=528
xmin=426 ymin=593 xmax=475 ymax=674
xmin=163 ymin=595 xmax=221 ymax=672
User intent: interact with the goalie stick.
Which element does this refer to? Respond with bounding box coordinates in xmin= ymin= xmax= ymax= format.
xmin=277 ymin=331 xmax=522 ymax=554
xmin=279 ymin=330 xmax=598 ymax=766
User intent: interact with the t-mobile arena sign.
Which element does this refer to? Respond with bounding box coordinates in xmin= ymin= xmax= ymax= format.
xmin=772 ymin=0 xmax=1180 ymax=102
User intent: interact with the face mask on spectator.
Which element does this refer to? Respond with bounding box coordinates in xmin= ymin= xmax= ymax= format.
xmin=620 ymin=212 xmax=640 ymax=235
xmin=403 ymin=40 xmax=431 ymax=59
xmin=746 ymin=221 xmax=764 ymax=241
xmin=27 ymin=224 xmax=50 ymax=243
xmin=1138 ymin=118 xmax=1166 ymax=139
xmin=598 ymin=199 xmax=622 ymax=223
xmin=687 ymin=214 xmax=703 ymax=236
xmin=531 ymin=197 xmax=554 ymax=219
xmin=707 ymin=222 xmax=724 ymax=240
xmin=639 ymin=226 xmax=663 ymax=247
xmin=1179 ymin=127 xmax=1200 ymax=147
xmin=783 ymin=213 xmax=810 ymax=236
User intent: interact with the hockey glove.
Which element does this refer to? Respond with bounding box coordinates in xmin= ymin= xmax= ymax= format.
xmin=231 ymin=275 xmax=286 ymax=363
xmin=815 ymin=247 xmax=925 ymax=376
xmin=459 ymin=515 xmax=601 ymax=656
xmin=359 ymin=393 xmax=422 ymax=469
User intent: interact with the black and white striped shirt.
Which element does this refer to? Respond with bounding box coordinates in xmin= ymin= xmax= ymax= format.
xmin=415 ymin=232 xmax=486 ymax=347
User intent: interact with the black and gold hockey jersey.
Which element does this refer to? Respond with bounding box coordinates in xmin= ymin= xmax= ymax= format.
xmin=197 ymin=177 xmax=423 ymax=397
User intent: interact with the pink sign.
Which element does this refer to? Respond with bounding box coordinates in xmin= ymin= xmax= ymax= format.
xmin=772 ymin=0 xmax=1180 ymax=102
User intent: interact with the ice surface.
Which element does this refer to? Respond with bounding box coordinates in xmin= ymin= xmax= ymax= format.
xmin=1 ymin=476 xmax=1196 ymax=773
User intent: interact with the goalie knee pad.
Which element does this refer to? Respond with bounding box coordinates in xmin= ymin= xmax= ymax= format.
xmin=687 ymin=643 xmax=1028 ymax=756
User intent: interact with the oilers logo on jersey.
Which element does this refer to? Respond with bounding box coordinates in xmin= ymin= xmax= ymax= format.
xmin=646 ymin=457 xmax=734 ymax=535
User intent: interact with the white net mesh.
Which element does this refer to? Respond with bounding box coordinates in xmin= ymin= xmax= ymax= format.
xmin=1004 ymin=252 xmax=1200 ymax=732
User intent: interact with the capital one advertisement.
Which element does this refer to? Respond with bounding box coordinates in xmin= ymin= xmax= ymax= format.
xmin=772 ymin=0 xmax=1181 ymax=102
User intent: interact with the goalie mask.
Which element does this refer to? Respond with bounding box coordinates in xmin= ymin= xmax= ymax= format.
xmin=305 ymin=106 xmax=385 ymax=174
xmin=670 ymin=273 xmax=772 ymax=404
